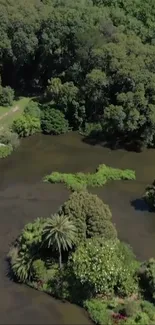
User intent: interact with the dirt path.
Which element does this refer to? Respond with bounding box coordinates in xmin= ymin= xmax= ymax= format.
xmin=0 ymin=105 xmax=19 ymax=121
xmin=0 ymin=105 xmax=19 ymax=131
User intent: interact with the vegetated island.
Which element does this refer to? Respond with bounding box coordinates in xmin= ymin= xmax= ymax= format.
xmin=8 ymin=167 xmax=155 ymax=325
xmin=44 ymin=164 xmax=136 ymax=191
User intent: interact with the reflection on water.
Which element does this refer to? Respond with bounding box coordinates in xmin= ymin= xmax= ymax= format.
xmin=1 ymin=132 xmax=155 ymax=323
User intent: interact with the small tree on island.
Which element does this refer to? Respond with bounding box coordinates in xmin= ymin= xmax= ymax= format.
xmin=43 ymin=214 xmax=77 ymax=269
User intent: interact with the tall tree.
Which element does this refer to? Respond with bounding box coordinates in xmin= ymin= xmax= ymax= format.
xmin=43 ymin=214 xmax=76 ymax=268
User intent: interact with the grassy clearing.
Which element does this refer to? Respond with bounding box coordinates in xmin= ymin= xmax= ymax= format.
xmin=0 ymin=97 xmax=30 ymax=127
xmin=44 ymin=164 xmax=136 ymax=191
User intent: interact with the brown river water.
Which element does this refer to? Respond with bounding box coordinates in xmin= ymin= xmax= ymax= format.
xmin=0 ymin=132 xmax=155 ymax=324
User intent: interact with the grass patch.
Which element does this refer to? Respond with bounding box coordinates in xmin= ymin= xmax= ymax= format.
xmin=44 ymin=164 xmax=136 ymax=191
xmin=0 ymin=97 xmax=31 ymax=127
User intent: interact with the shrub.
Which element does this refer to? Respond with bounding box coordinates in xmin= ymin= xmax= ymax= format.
xmin=84 ymin=299 xmax=112 ymax=325
xmin=116 ymin=242 xmax=139 ymax=297
xmin=143 ymin=181 xmax=155 ymax=210
xmin=135 ymin=311 xmax=150 ymax=325
xmin=19 ymin=217 xmax=46 ymax=248
xmin=140 ymin=300 xmax=155 ymax=321
xmin=31 ymin=259 xmax=47 ymax=280
xmin=80 ymin=122 xmax=102 ymax=136
xmin=8 ymin=218 xmax=47 ymax=282
xmin=139 ymin=258 xmax=155 ymax=301
xmin=0 ymin=129 xmax=20 ymax=149
xmin=12 ymin=115 xmax=41 ymax=137
xmin=0 ymin=144 xmax=13 ymax=158
xmin=70 ymin=238 xmax=138 ymax=296
xmin=41 ymin=107 xmax=69 ymax=135
xmin=118 ymin=301 xmax=139 ymax=317
xmin=24 ymin=100 xmax=41 ymax=118
xmin=58 ymin=191 xmax=117 ymax=243
xmin=44 ymin=164 xmax=135 ymax=191
xmin=0 ymin=86 xmax=14 ymax=106
xmin=11 ymin=250 xmax=33 ymax=282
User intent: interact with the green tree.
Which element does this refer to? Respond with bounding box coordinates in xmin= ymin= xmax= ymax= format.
xmin=59 ymin=191 xmax=117 ymax=242
xmin=41 ymin=106 xmax=69 ymax=134
xmin=43 ymin=214 xmax=77 ymax=268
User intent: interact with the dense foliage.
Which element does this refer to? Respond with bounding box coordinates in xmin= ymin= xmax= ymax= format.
xmin=70 ymin=238 xmax=138 ymax=296
xmin=143 ymin=180 xmax=155 ymax=210
xmin=0 ymin=86 xmax=14 ymax=106
xmin=45 ymin=163 xmax=135 ymax=191
xmin=41 ymin=106 xmax=69 ymax=135
xmin=59 ymin=191 xmax=117 ymax=242
xmin=84 ymin=298 xmax=155 ymax=325
xmin=0 ymin=144 xmax=13 ymax=158
xmin=2 ymin=0 xmax=155 ymax=146
xmin=24 ymin=100 xmax=41 ymax=119
xmin=12 ymin=115 xmax=40 ymax=137
xmin=0 ymin=129 xmax=19 ymax=149
xmin=139 ymin=258 xmax=155 ymax=301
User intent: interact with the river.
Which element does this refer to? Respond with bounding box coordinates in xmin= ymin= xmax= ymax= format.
xmin=0 ymin=132 xmax=155 ymax=323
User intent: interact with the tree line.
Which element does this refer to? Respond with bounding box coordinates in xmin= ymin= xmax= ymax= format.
xmin=1 ymin=0 xmax=155 ymax=148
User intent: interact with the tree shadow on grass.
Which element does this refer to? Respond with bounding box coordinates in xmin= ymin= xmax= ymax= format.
xmin=131 ymin=198 xmax=151 ymax=212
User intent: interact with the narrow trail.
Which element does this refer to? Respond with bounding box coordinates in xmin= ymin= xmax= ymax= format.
xmin=0 ymin=105 xmax=19 ymax=130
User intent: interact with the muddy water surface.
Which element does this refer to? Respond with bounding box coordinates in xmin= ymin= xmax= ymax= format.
xmin=0 ymin=132 xmax=155 ymax=323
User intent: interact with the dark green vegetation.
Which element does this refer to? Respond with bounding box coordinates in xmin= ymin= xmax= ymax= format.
xmin=8 ymin=189 xmax=155 ymax=325
xmin=143 ymin=180 xmax=155 ymax=210
xmin=0 ymin=129 xmax=19 ymax=158
xmin=45 ymin=164 xmax=135 ymax=191
xmin=2 ymin=0 xmax=155 ymax=148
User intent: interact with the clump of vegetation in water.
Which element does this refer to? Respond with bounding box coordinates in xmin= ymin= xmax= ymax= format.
xmin=143 ymin=180 xmax=155 ymax=210
xmin=44 ymin=164 xmax=136 ymax=191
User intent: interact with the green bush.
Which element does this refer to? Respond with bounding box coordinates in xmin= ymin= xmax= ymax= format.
xmin=116 ymin=242 xmax=139 ymax=297
xmin=44 ymin=164 xmax=135 ymax=191
xmin=84 ymin=299 xmax=112 ymax=325
xmin=143 ymin=181 xmax=155 ymax=210
xmin=117 ymin=300 xmax=140 ymax=317
xmin=0 ymin=129 xmax=20 ymax=149
xmin=0 ymin=144 xmax=13 ymax=158
xmin=41 ymin=106 xmax=69 ymax=135
xmin=31 ymin=259 xmax=47 ymax=280
xmin=59 ymin=191 xmax=117 ymax=243
xmin=24 ymin=100 xmax=41 ymax=118
xmin=8 ymin=218 xmax=46 ymax=282
xmin=0 ymin=86 xmax=14 ymax=106
xmin=70 ymin=238 xmax=138 ymax=296
xmin=139 ymin=258 xmax=155 ymax=301
xmin=12 ymin=115 xmax=41 ymax=137
xmin=80 ymin=122 xmax=102 ymax=136
xmin=140 ymin=300 xmax=155 ymax=321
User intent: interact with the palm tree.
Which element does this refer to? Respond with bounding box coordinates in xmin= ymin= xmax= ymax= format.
xmin=43 ymin=214 xmax=77 ymax=269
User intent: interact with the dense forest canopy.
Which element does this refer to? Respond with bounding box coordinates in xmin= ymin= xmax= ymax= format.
xmin=2 ymin=0 xmax=155 ymax=147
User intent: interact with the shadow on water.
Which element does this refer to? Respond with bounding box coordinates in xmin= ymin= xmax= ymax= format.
xmin=130 ymin=198 xmax=150 ymax=212
xmin=82 ymin=130 xmax=143 ymax=152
